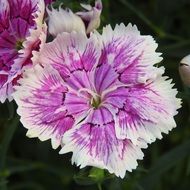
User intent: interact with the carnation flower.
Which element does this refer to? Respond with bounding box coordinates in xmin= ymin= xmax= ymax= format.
xmin=47 ymin=0 xmax=102 ymax=36
xmin=0 ymin=0 xmax=48 ymax=103
xmin=13 ymin=23 xmax=181 ymax=177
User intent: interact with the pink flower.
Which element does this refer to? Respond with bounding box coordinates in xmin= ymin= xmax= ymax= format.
xmin=13 ymin=23 xmax=181 ymax=177
xmin=0 ymin=0 xmax=47 ymax=103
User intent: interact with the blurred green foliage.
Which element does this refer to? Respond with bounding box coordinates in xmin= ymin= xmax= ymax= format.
xmin=0 ymin=0 xmax=190 ymax=189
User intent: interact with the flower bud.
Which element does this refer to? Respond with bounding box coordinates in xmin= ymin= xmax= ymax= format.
xmin=179 ymin=54 xmax=190 ymax=87
xmin=76 ymin=0 xmax=102 ymax=34
xmin=47 ymin=6 xmax=86 ymax=37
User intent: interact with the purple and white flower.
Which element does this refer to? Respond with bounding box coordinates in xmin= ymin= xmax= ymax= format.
xmin=13 ymin=23 xmax=181 ymax=177
xmin=0 ymin=0 xmax=48 ymax=103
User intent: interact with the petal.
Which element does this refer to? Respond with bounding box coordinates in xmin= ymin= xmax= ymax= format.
xmin=0 ymin=0 xmax=9 ymax=32
xmin=103 ymin=87 xmax=128 ymax=108
xmin=96 ymin=23 xmax=163 ymax=84
xmin=95 ymin=64 xmax=119 ymax=94
xmin=86 ymin=106 xmax=113 ymax=125
xmin=64 ymin=70 xmax=94 ymax=122
xmin=13 ymin=64 xmax=74 ymax=149
xmin=47 ymin=7 xmax=86 ymax=37
xmin=0 ymin=74 xmax=12 ymax=103
xmin=38 ymin=32 xmax=101 ymax=79
xmin=114 ymin=77 xmax=181 ymax=144
xmin=9 ymin=18 xmax=30 ymax=39
xmin=66 ymin=70 xmax=95 ymax=91
xmin=44 ymin=0 xmax=55 ymax=5
xmin=60 ymin=123 xmax=144 ymax=178
xmin=8 ymin=0 xmax=39 ymax=24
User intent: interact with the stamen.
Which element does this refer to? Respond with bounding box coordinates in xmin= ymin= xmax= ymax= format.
xmin=91 ymin=95 xmax=101 ymax=109
xmin=78 ymin=87 xmax=100 ymax=100
xmin=78 ymin=88 xmax=101 ymax=109
xmin=15 ymin=40 xmax=24 ymax=51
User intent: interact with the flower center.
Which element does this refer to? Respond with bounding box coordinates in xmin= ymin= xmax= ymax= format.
xmin=91 ymin=95 xmax=101 ymax=109
xmin=15 ymin=40 xmax=24 ymax=51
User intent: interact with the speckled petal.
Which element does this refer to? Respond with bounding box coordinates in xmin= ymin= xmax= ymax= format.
xmin=96 ymin=23 xmax=163 ymax=84
xmin=60 ymin=123 xmax=144 ymax=178
xmin=114 ymin=77 xmax=181 ymax=144
xmin=38 ymin=32 xmax=101 ymax=79
xmin=13 ymin=64 xmax=74 ymax=149
xmin=0 ymin=0 xmax=9 ymax=32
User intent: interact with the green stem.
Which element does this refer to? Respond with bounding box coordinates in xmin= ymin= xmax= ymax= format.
xmin=97 ymin=183 xmax=102 ymax=190
xmin=0 ymin=115 xmax=19 ymax=190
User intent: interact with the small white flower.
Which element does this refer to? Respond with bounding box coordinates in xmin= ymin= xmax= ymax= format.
xmin=179 ymin=54 xmax=190 ymax=87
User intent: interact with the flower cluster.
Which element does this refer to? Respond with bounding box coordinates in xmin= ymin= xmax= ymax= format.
xmin=0 ymin=0 xmax=181 ymax=178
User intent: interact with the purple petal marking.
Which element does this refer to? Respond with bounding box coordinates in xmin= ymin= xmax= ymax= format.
xmin=81 ymin=37 xmax=101 ymax=71
xmin=13 ymin=65 xmax=74 ymax=149
xmin=0 ymin=30 xmax=16 ymax=50
xmin=86 ymin=106 xmax=113 ymax=125
xmin=60 ymin=123 xmax=144 ymax=178
xmin=95 ymin=64 xmax=119 ymax=94
xmin=103 ymin=87 xmax=128 ymax=108
xmin=11 ymin=18 xmax=30 ymax=39
xmin=66 ymin=70 xmax=94 ymax=91
xmin=64 ymin=71 xmax=93 ymax=120
xmin=64 ymin=91 xmax=90 ymax=118
xmin=8 ymin=0 xmax=38 ymax=25
xmin=99 ymin=24 xmax=162 ymax=84
xmin=0 ymin=0 xmax=9 ymax=33
xmin=44 ymin=0 xmax=55 ymax=5
xmin=39 ymin=32 xmax=101 ymax=79
xmin=115 ymin=78 xmax=181 ymax=143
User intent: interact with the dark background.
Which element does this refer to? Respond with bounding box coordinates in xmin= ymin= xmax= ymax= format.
xmin=0 ymin=0 xmax=190 ymax=189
